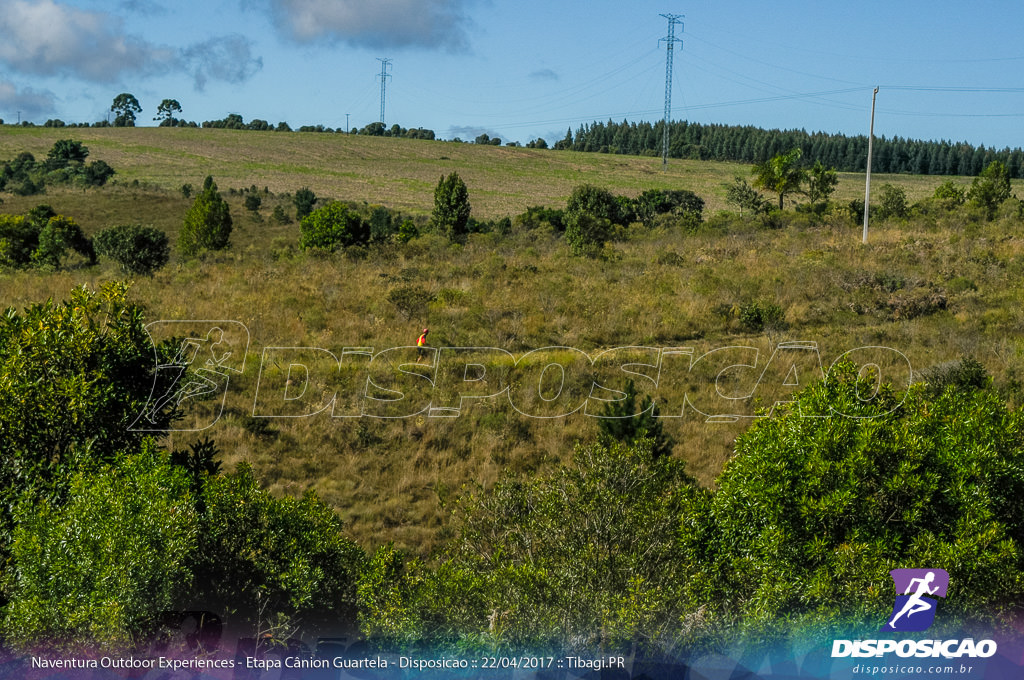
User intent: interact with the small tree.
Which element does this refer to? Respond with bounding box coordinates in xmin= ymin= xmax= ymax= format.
xmin=725 ymin=176 xmax=771 ymax=216
xmin=597 ymin=379 xmax=672 ymax=458
xmin=968 ymin=160 xmax=1012 ymax=220
xmin=805 ymin=160 xmax=838 ymax=206
xmin=431 ymin=172 xmax=471 ymax=241
xmin=878 ymin=183 xmax=909 ymax=220
xmin=293 ymin=187 xmax=317 ymax=220
xmin=564 ymin=211 xmax=611 ymax=257
xmin=94 ymin=224 xmax=170 ymax=275
xmin=178 ymin=176 xmax=232 ymax=256
xmin=752 ymin=148 xmax=805 ymax=210
xmin=45 ymin=139 xmax=89 ymax=170
xmin=111 ymin=93 xmax=142 ymax=127
xmin=565 ymin=184 xmax=624 ymax=225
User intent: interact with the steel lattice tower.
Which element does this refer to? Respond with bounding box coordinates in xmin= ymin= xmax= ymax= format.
xmin=659 ymin=14 xmax=683 ymax=168
xmin=377 ymin=58 xmax=392 ymax=125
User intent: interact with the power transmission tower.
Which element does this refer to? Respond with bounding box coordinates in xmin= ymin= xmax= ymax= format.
xmin=659 ymin=13 xmax=683 ymax=169
xmin=377 ymin=57 xmax=392 ymax=125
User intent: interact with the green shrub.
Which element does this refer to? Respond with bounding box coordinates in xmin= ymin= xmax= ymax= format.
xmin=178 ymin=176 xmax=232 ymax=256
xmin=2 ymin=444 xmax=198 ymax=650
xmin=564 ymin=211 xmax=612 ymax=257
xmin=94 ymin=224 xmax=170 ymax=275
xmin=299 ymin=201 xmax=369 ymax=251
xmin=681 ymin=360 xmax=1024 ymax=642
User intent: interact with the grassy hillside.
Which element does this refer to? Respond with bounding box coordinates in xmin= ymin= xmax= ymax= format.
xmin=3 ymin=127 xmax=1023 ymax=555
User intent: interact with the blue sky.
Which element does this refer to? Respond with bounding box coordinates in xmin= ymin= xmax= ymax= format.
xmin=3 ymin=0 xmax=1024 ymax=149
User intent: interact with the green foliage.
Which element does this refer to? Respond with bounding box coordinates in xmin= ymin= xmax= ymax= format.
xmin=271 ymin=204 xmax=292 ymax=224
xmin=514 ymin=205 xmax=565 ymax=231
xmin=45 ymin=139 xmax=89 ymax=170
xmin=752 ymin=148 xmax=805 ymax=210
xmin=358 ymin=439 xmax=696 ymax=652
xmin=94 ymin=224 xmax=170 ymax=275
xmin=565 ymin=184 xmax=624 ymax=226
xmin=431 ymin=172 xmax=472 ymax=241
xmin=632 ymin=188 xmax=704 ymax=228
xmin=190 ymin=463 xmax=365 ymax=634
xmin=933 ymin=180 xmax=966 ymax=207
xmin=178 ymin=176 xmax=232 ymax=256
xmin=299 ymin=201 xmax=369 ymax=251
xmin=387 ymin=285 xmax=435 ymax=322
xmin=968 ymin=160 xmax=1012 ymax=220
xmin=596 ymin=379 xmax=673 ymax=459
xmin=293 ymin=187 xmax=317 ymax=220
xmin=725 ymin=176 xmax=771 ymax=216
xmin=563 ymin=211 xmax=612 ymax=257
xmin=0 ymin=209 xmax=93 ymax=269
xmin=918 ymin=356 xmax=990 ymax=398
xmin=155 ymin=98 xmax=182 ymax=126
xmin=681 ymin=361 xmax=1024 ymax=643
xmin=110 ymin=93 xmax=142 ymax=127
xmin=877 ymin=183 xmax=909 ymax=220
xmin=805 ymin=160 xmax=838 ymax=205
xmin=243 ymin=193 xmax=262 ymax=213
xmin=2 ymin=444 xmax=198 ymax=650
xmin=32 ymin=214 xmax=95 ymax=268
xmin=738 ymin=300 xmax=786 ymax=333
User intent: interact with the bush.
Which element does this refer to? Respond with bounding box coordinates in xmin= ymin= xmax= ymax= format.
xmin=877 ymin=183 xmax=909 ymax=220
xmin=2 ymin=444 xmax=198 ymax=650
xmin=299 ymin=201 xmax=369 ymax=251
xmin=633 ymin=188 xmax=705 ymax=227
xmin=968 ymin=160 xmax=1012 ymax=220
xmin=358 ymin=438 xmax=697 ymax=652
xmin=94 ymin=224 xmax=170 ymax=275
xmin=190 ymin=463 xmax=366 ymax=635
xmin=563 ymin=211 xmax=612 ymax=257
xmin=178 ymin=176 xmax=232 ymax=256
xmin=565 ymin=184 xmax=624 ymax=226
xmin=682 ymin=360 xmax=1024 ymax=642
xmin=738 ymin=300 xmax=786 ymax=332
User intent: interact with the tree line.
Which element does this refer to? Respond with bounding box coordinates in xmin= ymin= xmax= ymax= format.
xmin=557 ymin=119 xmax=1024 ymax=177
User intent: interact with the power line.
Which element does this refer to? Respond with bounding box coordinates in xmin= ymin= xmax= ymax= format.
xmin=659 ymin=13 xmax=684 ymax=168
xmin=377 ymin=57 xmax=392 ymax=125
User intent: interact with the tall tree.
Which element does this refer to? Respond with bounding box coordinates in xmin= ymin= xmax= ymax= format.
xmin=110 ymin=93 xmax=142 ymax=127
xmin=154 ymin=99 xmax=182 ymax=126
xmin=431 ymin=172 xmax=471 ymax=241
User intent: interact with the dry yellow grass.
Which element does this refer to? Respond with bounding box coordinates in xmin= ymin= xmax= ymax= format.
xmin=4 ymin=127 xmax=1024 ymax=555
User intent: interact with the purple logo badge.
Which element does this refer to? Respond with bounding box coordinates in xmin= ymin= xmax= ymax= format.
xmin=883 ymin=568 xmax=949 ymax=632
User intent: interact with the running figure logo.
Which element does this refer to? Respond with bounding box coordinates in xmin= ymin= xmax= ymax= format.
xmin=883 ymin=568 xmax=949 ymax=632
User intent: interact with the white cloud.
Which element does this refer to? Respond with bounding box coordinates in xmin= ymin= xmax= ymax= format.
xmin=0 ymin=0 xmax=174 ymax=81
xmin=0 ymin=1 xmax=262 ymax=89
xmin=268 ymin=0 xmax=473 ymax=51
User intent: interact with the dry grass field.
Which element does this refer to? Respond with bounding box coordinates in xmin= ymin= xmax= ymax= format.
xmin=3 ymin=126 xmax=1024 ymax=555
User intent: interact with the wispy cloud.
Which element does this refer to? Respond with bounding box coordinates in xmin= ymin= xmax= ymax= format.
xmin=181 ymin=35 xmax=263 ymax=91
xmin=0 ymin=80 xmax=56 ymax=118
xmin=529 ymin=68 xmax=559 ymax=82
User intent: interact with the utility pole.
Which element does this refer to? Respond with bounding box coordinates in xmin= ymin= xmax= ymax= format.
xmin=863 ymin=86 xmax=879 ymax=244
xmin=659 ymin=13 xmax=683 ymax=169
xmin=346 ymin=113 xmax=350 ymax=133
xmin=377 ymin=58 xmax=392 ymax=125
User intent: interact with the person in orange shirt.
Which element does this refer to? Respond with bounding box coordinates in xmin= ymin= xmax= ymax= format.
xmin=416 ymin=328 xmax=430 ymax=363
